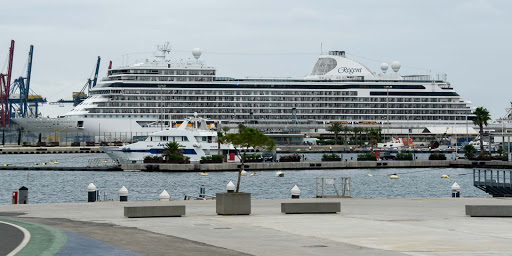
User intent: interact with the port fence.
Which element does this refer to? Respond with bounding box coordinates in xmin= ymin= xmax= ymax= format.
xmin=0 ymin=130 xmax=155 ymax=146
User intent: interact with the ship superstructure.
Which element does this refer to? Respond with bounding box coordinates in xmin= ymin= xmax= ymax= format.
xmin=13 ymin=44 xmax=474 ymax=138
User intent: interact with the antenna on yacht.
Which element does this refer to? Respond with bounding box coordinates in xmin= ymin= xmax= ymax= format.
xmin=320 ymin=42 xmax=323 ymax=55
xmin=155 ymin=42 xmax=171 ymax=62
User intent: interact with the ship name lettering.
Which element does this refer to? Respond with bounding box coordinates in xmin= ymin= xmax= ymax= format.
xmin=338 ymin=67 xmax=362 ymax=74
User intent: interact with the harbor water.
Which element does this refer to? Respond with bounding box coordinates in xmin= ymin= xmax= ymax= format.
xmin=0 ymin=153 xmax=490 ymax=204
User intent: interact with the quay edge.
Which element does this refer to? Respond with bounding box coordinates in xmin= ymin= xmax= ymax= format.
xmin=123 ymin=160 xmax=512 ymax=172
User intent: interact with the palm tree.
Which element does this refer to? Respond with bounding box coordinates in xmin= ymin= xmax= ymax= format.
xmin=163 ymin=141 xmax=182 ymax=161
xmin=472 ymin=107 xmax=491 ymax=154
xmin=352 ymin=127 xmax=363 ymax=147
xmin=368 ymin=128 xmax=380 ymax=151
xmin=328 ymin=122 xmax=342 ymax=145
xmin=217 ymin=126 xmax=230 ymax=155
xmin=342 ymin=125 xmax=352 ymax=146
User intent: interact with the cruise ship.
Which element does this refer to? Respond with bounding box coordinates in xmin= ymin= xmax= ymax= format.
xmin=13 ymin=44 xmax=474 ymax=140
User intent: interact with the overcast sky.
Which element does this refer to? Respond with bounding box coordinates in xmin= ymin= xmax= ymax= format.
xmin=1 ymin=0 xmax=511 ymax=120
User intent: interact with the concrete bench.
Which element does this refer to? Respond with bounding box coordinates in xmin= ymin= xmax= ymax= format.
xmin=281 ymin=202 xmax=340 ymax=214
xmin=124 ymin=205 xmax=185 ymax=218
xmin=465 ymin=205 xmax=512 ymax=217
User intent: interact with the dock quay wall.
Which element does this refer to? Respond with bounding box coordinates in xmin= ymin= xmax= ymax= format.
xmin=0 ymin=146 xmax=103 ymax=154
xmin=123 ymin=160 xmax=512 ymax=172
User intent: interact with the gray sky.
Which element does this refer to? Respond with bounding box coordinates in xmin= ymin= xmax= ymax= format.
xmin=1 ymin=0 xmax=511 ymax=119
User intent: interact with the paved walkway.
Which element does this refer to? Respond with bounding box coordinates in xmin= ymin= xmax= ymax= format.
xmin=0 ymin=221 xmax=24 ymax=255
xmin=1 ymin=198 xmax=512 ymax=255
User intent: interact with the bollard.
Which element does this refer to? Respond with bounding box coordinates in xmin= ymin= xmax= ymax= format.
xmin=160 ymin=190 xmax=170 ymax=201
xmin=291 ymin=185 xmax=300 ymax=199
xmin=119 ymin=186 xmax=128 ymax=201
xmin=451 ymin=182 xmax=461 ymax=198
xmin=18 ymin=186 xmax=28 ymax=204
xmin=199 ymin=185 xmax=205 ymax=198
xmin=226 ymin=181 xmax=235 ymax=193
xmin=88 ymin=183 xmax=97 ymax=202
xmin=12 ymin=189 xmax=18 ymax=204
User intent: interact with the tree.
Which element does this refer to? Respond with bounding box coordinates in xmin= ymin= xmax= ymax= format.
xmin=472 ymin=107 xmax=491 ymax=154
xmin=217 ymin=126 xmax=230 ymax=156
xmin=224 ymin=124 xmax=275 ymax=193
xmin=328 ymin=122 xmax=342 ymax=145
xmin=353 ymin=127 xmax=363 ymax=146
xmin=368 ymin=128 xmax=380 ymax=151
xmin=163 ymin=141 xmax=183 ymax=161
xmin=464 ymin=144 xmax=475 ymax=159
xmin=341 ymin=125 xmax=352 ymax=146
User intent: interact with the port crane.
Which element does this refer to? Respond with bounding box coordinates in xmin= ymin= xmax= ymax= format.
xmin=75 ymin=56 xmax=101 ymax=106
xmin=55 ymin=56 xmax=100 ymax=106
xmin=0 ymin=40 xmax=14 ymax=127
xmin=9 ymin=45 xmax=46 ymax=118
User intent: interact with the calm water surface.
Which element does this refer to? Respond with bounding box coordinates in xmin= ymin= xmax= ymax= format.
xmin=0 ymin=153 xmax=489 ymax=204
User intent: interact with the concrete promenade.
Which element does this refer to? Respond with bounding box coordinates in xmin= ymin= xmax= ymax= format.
xmin=1 ymin=198 xmax=512 ymax=255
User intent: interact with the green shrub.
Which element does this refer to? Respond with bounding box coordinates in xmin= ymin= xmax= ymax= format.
xmin=322 ymin=153 xmax=340 ymax=159
xmin=211 ymin=155 xmax=223 ymax=161
xmin=429 ymin=153 xmax=446 ymax=160
xmin=358 ymin=153 xmax=376 ymax=159
xmin=279 ymin=154 xmax=301 ymax=161
xmin=396 ymin=153 xmax=413 ymax=160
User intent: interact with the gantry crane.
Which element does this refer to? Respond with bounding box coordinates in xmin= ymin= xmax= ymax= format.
xmin=0 ymin=40 xmax=14 ymax=127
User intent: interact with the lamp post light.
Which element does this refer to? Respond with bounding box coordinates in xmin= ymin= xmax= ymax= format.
xmin=466 ymin=115 xmax=469 ymax=146
xmin=384 ymin=86 xmax=392 ymax=141
xmin=158 ymin=84 xmax=165 ymax=131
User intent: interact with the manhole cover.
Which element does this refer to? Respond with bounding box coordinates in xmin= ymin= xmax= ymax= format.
xmin=302 ymin=245 xmax=328 ymax=248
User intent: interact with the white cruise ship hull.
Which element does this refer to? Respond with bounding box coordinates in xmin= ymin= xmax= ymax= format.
xmin=13 ymin=116 xmax=164 ymax=134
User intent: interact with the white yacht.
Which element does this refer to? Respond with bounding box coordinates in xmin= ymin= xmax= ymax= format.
xmin=13 ymin=43 xmax=474 ymax=141
xmin=377 ymin=137 xmax=405 ymax=150
xmin=101 ymin=114 xmax=236 ymax=164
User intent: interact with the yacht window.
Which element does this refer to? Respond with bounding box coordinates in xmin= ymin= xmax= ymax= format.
xmin=202 ymin=137 xmax=206 ymax=141
xmin=183 ymin=136 xmax=188 ymax=141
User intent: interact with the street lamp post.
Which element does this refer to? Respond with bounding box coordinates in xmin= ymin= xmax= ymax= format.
xmin=158 ymin=85 xmax=165 ymax=131
xmin=466 ymin=115 xmax=468 ymax=146
xmin=384 ymin=86 xmax=392 ymax=141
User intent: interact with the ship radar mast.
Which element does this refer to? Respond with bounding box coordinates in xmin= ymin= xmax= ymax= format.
xmin=155 ymin=42 xmax=171 ymax=62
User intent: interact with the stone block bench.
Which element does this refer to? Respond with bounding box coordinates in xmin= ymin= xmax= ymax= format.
xmin=281 ymin=202 xmax=340 ymax=214
xmin=124 ymin=205 xmax=185 ymax=218
xmin=465 ymin=205 xmax=512 ymax=217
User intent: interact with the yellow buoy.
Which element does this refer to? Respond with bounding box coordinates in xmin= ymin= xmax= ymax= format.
xmin=367 ymin=174 xmax=373 ymax=177
xmin=54 ymin=161 xmax=59 ymax=164
xmin=43 ymin=163 xmax=46 ymax=165
xmin=441 ymin=174 xmax=449 ymax=179
xmin=390 ymin=174 xmax=399 ymax=179
xmin=250 ymin=172 xmax=258 ymax=176
xmin=241 ymin=170 xmax=247 ymax=176
xmin=3 ymin=164 xmax=6 ymax=167
xmin=49 ymin=162 xmax=54 ymax=164
xmin=200 ymin=172 xmax=208 ymax=176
